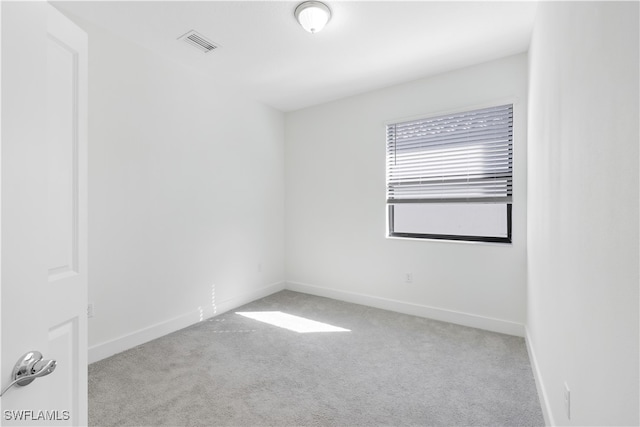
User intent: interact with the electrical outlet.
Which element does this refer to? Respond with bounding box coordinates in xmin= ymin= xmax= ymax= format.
xmin=404 ymin=272 xmax=413 ymax=283
xmin=87 ymin=302 xmax=94 ymax=318
xmin=563 ymin=382 xmax=571 ymax=420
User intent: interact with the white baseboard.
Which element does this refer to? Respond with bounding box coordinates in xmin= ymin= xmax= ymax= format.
xmin=525 ymin=326 xmax=553 ymax=426
xmin=285 ymin=281 xmax=525 ymax=337
xmin=89 ymin=280 xmax=525 ymax=364
xmin=88 ymin=281 xmax=285 ymax=364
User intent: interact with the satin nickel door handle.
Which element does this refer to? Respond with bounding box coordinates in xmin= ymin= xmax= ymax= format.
xmin=0 ymin=351 xmax=57 ymax=397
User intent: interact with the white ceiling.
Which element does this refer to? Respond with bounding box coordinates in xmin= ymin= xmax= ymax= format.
xmin=54 ymin=1 xmax=538 ymax=112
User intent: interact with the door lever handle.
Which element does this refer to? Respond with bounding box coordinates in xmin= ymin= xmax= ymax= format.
xmin=0 ymin=351 xmax=57 ymax=397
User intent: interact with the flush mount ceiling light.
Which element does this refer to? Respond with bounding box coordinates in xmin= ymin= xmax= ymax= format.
xmin=294 ymin=1 xmax=332 ymax=34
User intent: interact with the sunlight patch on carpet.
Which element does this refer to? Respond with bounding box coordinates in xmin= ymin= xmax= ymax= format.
xmin=236 ymin=311 xmax=351 ymax=333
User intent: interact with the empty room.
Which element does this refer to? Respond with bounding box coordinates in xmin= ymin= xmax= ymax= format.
xmin=1 ymin=1 xmax=638 ymax=426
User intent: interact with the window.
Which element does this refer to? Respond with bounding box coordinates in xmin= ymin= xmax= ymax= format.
xmin=386 ymin=104 xmax=513 ymax=243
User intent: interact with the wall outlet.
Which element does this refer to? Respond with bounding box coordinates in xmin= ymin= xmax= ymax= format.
xmin=404 ymin=272 xmax=413 ymax=283
xmin=87 ymin=302 xmax=94 ymax=318
xmin=563 ymin=382 xmax=571 ymax=420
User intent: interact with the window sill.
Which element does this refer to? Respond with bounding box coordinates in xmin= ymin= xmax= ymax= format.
xmin=385 ymin=235 xmax=513 ymax=247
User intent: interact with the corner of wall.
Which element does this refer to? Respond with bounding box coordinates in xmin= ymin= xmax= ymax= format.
xmin=524 ymin=326 xmax=553 ymax=426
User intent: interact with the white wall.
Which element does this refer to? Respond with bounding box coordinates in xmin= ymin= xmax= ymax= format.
xmin=527 ymin=2 xmax=639 ymax=425
xmin=285 ymin=54 xmax=528 ymax=335
xmin=75 ymin=19 xmax=286 ymax=361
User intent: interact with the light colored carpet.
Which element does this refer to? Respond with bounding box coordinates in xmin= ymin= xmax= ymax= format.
xmin=89 ymin=290 xmax=544 ymax=426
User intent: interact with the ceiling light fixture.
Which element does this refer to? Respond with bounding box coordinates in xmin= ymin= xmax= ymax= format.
xmin=294 ymin=1 xmax=331 ymax=34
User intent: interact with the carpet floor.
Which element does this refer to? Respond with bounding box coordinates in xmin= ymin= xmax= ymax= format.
xmin=89 ymin=290 xmax=544 ymax=426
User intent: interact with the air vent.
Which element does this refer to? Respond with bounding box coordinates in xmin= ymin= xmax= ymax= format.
xmin=178 ymin=30 xmax=219 ymax=53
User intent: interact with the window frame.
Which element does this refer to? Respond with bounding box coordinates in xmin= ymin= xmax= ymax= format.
xmin=385 ymin=103 xmax=514 ymax=244
xmin=387 ymin=203 xmax=512 ymax=243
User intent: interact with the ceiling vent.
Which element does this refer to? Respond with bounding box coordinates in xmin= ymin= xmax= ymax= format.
xmin=178 ymin=30 xmax=219 ymax=53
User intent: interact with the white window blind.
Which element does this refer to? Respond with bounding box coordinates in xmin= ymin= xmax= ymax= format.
xmin=386 ymin=104 xmax=513 ymax=204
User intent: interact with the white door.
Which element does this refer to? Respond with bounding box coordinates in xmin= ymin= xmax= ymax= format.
xmin=1 ymin=3 xmax=88 ymax=426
